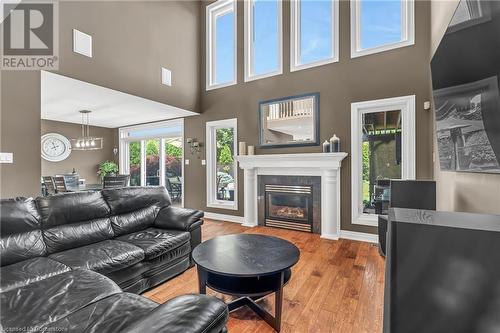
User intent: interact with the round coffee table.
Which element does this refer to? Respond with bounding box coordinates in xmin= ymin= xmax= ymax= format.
xmin=192 ymin=234 xmax=300 ymax=332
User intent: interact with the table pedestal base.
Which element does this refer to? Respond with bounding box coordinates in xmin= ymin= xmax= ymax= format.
xmin=197 ymin=268 xmax=286 ymax=332
xmin=228 ymin=293 xmax=283 ymax=332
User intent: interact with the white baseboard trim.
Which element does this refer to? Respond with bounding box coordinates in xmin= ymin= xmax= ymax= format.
xmin=203 ymin=212 xmax=244 ymax=224
xmin=320 ymin=233 xmax=340 ymax=241
xmin=340 ymin=230 xmax=379 ymax=244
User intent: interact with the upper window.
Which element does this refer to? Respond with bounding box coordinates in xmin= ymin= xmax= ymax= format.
xmin=206 ymin=0 xmax=237 ymax=90
xmin=290 ymin=0 xmax=339 ymax=72
xmin=244 ymin=0 xmax=282 ymax=81
xmin=351 ymin=0 xmax=415 ymax=58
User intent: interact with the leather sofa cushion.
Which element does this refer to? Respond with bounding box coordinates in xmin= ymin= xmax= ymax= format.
xmin=155 ymin=206 xmax=204 ymax=231
xmin=117 ymin=228 xmax=190 ymax=261
xmin=0 ymin=257 xmax=70 ymax=292
xmin=1 ymin=230 xmax=46 ymax=267
xmin=0 ymin=198 xmax=46 ymax=266
xmin=0 ymin=269 xmax=121 ymax=331
xmin=49 ymin=240 xmax=145 ymax=274
xmin=102 ymin=186 xmax=171 ymax=215
xmin=41 ymin=293 xmax=158 ymax=333
xmin=43 ymin=217 xmax=114 ymax=253
xmin=122 ymin=294 xmax=229 ymax=333
xmin=0 ymin=197 xmax=41 ymax=235
xmin=37 ymin=191 xmax=110 ymax=227
xmin=110 ymin=206 xmax=159 ymax=236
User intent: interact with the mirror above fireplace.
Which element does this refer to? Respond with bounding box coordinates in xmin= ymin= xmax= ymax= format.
xmin=258 ymin=93 xmax=320 ymax=148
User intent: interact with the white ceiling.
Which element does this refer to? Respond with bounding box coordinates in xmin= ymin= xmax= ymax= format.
xmin=41 ymin=71 xmax=197 ymax=128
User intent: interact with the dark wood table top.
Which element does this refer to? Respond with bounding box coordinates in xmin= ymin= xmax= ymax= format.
xmin=192 ymin=234 xmax=300 ymax=277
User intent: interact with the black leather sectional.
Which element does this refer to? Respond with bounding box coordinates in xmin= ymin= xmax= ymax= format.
xmin=0 ymin=186 xmax=228 ymax=332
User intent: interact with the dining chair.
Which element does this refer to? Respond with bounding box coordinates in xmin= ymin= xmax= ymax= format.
xmin=53 ymin=176 xmax=70 ymax=193
xmin=103 ymin=175 xmax=130 ymax=189
xmin=166 ymin=176 xmax=182 ymax=202
xmin=62 ymin=174 xmax=80 ymax=191
xmin=42 ymin=176 xmax=57 ymax=195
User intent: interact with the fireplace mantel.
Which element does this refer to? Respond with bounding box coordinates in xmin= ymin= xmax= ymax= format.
xmin=236 ymin=153 xmax=348 ymax=240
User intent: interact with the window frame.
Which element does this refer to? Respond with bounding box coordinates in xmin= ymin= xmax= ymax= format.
xmin=350 ymin=0 xmax=415 ymax=59
xmin=290 ymin=0 xmax=339 ymax=72
xmin=206 ymin=0 xmax=237 ymax=91
xmin=350 ymin=95 xmax=416 ymax=226
xmin=244 ymin=0 xmax=283 ymax=82
xmin=206 ymin=118 xmax=238 ymax=210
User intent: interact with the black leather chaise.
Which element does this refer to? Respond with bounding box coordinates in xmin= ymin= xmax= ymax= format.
xmin=0 ymin=186 xmax=228 ymax=333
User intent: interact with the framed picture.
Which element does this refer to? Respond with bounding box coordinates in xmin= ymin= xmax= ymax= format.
xmin=259 ymin=93 xmax=320 ymax=148
xmin=433 ymin=76 xmax=500 ymax=173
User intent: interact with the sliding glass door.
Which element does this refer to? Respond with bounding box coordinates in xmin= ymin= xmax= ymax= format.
xmin=146 ymin=139 xmax=161 ymax=186
xmin=119 ymin=120 xmax=184 ymax=206
xmin=129 ymin=141 xmax=142 ymax=186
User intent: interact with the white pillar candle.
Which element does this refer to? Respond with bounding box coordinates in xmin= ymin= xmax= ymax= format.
xmin=239 ymin=142 xmax=247 ymax=155
xmin=247 ymin=145 xmax=255 ymax=155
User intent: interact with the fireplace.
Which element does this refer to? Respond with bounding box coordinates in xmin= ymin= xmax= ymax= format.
xmin=258 ymin=175 xmax=321 ymax=234
xmin=265 ymin=185 xmax=313 ymax=232
xmin=237 ymin=153 xmax=347 ymax=239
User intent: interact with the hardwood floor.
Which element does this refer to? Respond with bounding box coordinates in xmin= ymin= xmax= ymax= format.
xmin=143 ymin=220 xmax=385 ymax=333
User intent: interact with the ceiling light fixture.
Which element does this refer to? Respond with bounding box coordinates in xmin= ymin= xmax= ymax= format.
xmin=71 ymin=110 xmax=103 ymax=151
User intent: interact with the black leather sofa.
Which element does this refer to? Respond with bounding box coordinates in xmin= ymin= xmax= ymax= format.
xmin=0 ymin=186 xmax=228 ymax=332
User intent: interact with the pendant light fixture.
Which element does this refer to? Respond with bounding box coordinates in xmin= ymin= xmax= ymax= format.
xmin=70 ymin=110 xmax=103 ymax=150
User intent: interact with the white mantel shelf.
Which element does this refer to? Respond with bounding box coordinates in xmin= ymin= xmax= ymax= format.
xmin=235 ymin=152 xmax=348 ymax=240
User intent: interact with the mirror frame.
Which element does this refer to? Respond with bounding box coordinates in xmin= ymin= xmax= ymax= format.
xmin=258 ymin=92 xmax=320 ymax=148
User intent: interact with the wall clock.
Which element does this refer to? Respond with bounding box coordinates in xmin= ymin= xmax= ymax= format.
xmin=41 ymin=133 xmax=72 ymax=162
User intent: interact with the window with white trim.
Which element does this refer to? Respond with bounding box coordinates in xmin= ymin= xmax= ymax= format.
xmin=244 ymin=0 xmax=282 ymax=81
xmin=351 ymin=95 xmax=416 ymax=226
xmin=206 ymin=0 xmax=237 ymax=90
xmin=290 ymin=0 xmax=339 ymax=72
xmin=206 ymin=119 xmax=238 ymax=210
xmin=351 ymin=0 xmax=415 ymax=58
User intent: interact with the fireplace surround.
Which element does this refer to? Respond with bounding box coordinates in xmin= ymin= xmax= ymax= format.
xmin=236 ymin=153 xmax=347 ymax=240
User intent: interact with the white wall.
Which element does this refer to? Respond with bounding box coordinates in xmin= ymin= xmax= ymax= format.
xmin=431 ymin=0 xmax=500 ymax=215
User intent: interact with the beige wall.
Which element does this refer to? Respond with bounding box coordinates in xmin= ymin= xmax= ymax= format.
xmin=0 ymin=71 xmax=41 ymax=198
xmin=0 ymin=1 xmax=201 ymax=198
xmin=41 ymin=120 xmax=118 ymax=184
xmin=184 ymin=0 xmax=434 ymax=233
xmin=430 ymin=0 xmax=500 ymax=215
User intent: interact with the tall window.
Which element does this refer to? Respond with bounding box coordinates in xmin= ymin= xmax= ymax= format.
xmin=206 ymin=0 xmax=237 ymax=90
xmin=351 ymin=0 xmax=415 ymax=58
xmin=290 ymin=0 xmax=339 ymax=72
xmin=351 ymin=96 xmax=415 ymax=226
xmin=206 ymin=119 xmax=238 ymax=210
xmin=244 ymin=0 xmax=282 ymax=81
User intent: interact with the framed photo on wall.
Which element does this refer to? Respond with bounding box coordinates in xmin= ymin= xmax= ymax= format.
xmin=259 ymin=93 xmax=320 ymax=148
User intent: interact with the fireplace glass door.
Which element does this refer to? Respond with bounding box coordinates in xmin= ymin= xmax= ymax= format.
xmin=268 ymin=193 xmax=309 ymax=222
xmin=265 ymin=185 xmax=313 ymax=232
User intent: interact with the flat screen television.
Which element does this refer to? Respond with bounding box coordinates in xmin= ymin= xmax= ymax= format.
xmin=431 ymin=0 xmax=500 ymax=174
xmin=384 ymin=208 xmax=500 ymax=333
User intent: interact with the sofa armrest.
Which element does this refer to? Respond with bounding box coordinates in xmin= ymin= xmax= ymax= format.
xmin=155 ymin=206 xmax=204 ymax=232
xmin=122 ymin=294 xmax=228 ymax=333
